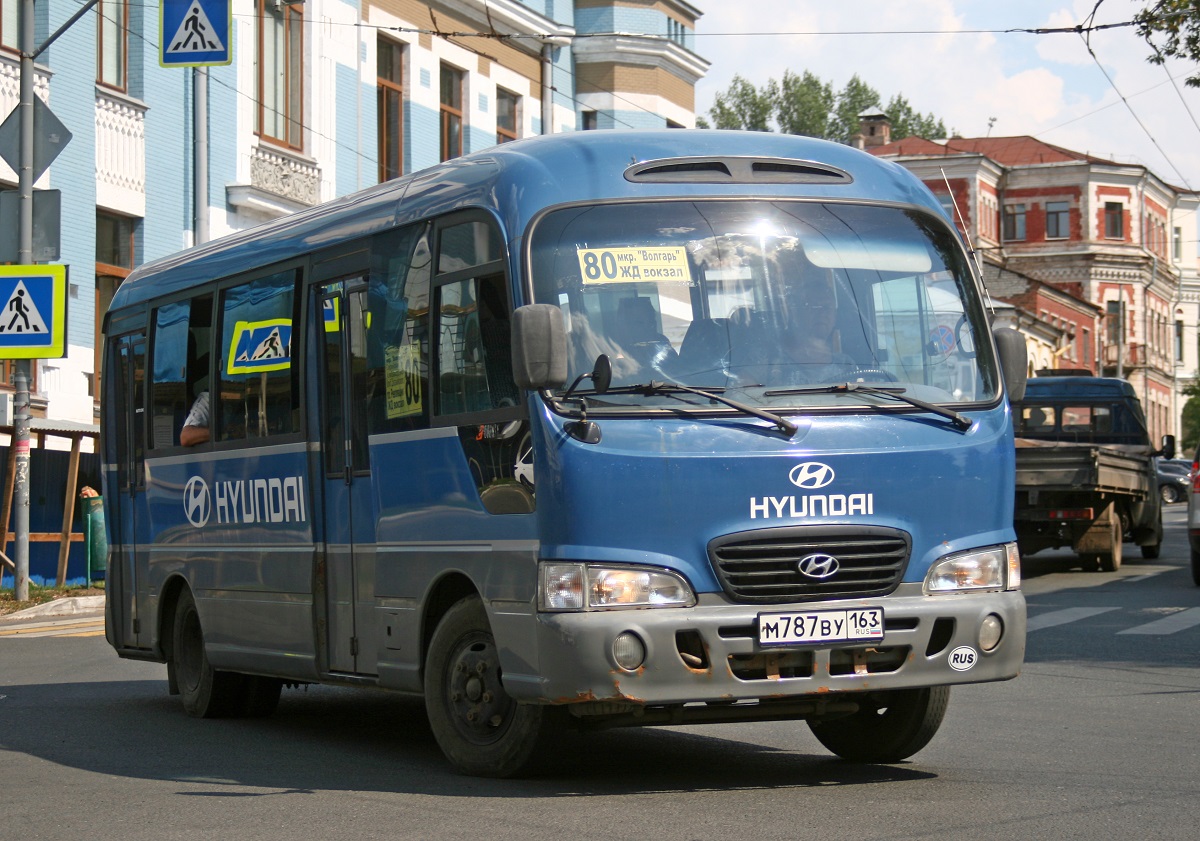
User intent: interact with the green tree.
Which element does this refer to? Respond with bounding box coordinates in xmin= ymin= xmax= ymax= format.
xmin=1181 ymin=382 xmax=1200 ymax=452
xmin=885 ymin=94 xmax=948 ymax=142
xmin=701 ymin=70 xmax=948 ymax=145
xmin=1136 ymin=0 xmax=1200 ymax=87
xmin=707 ymin=74 xmax=773 ymax=131
xmin=773 ymin=70 xmax=835 ymax=138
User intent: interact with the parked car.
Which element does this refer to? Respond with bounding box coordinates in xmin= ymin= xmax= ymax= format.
xmin=1157 ymin=458 xmax=1191 ymax=503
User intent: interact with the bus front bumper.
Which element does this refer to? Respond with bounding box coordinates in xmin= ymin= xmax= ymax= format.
xmin=503 ymin=585 xmax=1025 ymax=708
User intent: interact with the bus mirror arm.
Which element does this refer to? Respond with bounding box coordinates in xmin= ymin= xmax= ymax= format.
xmin=992 ymin=326 xmax=1028 ymax=403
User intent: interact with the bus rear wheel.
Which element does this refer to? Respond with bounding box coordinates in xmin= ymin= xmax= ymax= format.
xmin=808 ymin=686 xmax=950 ymax=763
xmin=425 ymin=595 xmax=559 ymax=778
xmin=172 ymin=589 xmax=280 ymax=718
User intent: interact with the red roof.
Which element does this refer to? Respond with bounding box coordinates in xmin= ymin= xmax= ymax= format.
xmin=870 ymin=135 xmax=1117 ymax=167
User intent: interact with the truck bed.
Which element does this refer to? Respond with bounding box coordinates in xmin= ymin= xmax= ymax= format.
xmin=1014 ymin=440 xmax=1150 ymax=498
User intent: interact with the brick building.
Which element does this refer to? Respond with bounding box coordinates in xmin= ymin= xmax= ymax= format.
xmin=868 ymin=130 xmax=1200 ymax=443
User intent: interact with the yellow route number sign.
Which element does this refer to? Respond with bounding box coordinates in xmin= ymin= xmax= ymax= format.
xmin=576 ymin=247 xmax=690 ymax=285
xmin=386 ymin=343 xmax=424 ymax=418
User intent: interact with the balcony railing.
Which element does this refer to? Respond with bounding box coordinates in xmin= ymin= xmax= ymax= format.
xmin=95 ymin=89 xmax=146 ymax=213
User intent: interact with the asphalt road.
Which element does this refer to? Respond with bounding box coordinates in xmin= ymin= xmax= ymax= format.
xmin=2 ymin=507 xmax=1199 ymax=841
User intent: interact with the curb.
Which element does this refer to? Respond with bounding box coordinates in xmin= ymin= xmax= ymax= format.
xmin=2 ymin=595 xmax=105 ymax=621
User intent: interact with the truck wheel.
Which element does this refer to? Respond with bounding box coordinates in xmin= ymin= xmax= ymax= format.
xmin=425 ymin=595 xmax=562 ymax=777
xmin=808 ymin=686 xmax=949 ymax=763
xmin=1098 ymin=516 xmax=1123 ymax=572
xmin=1192 ymin=549 xmax=1200 ymax=587
xmin=171 ymin=589 xmax=246 ymax=718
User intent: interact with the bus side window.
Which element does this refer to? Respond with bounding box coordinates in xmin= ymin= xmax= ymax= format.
xmin=217 ymin=269 xmax=300 ymax=442
xmin=367 ymin=224 xmax=430 ymax=435
xmin=149 ymin=302 xmax=190 ymax=448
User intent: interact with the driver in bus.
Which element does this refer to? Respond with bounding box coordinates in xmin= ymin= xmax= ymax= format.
xmin=773 ymin=269 xmax=856 ymax=384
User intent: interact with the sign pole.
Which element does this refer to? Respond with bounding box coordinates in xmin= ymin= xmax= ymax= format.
xmin=13 ymin=0 xmax=35 ymax=601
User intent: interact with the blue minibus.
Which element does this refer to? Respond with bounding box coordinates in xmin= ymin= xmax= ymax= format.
xmin=103 ymin=130 xmax=1028 ymax=777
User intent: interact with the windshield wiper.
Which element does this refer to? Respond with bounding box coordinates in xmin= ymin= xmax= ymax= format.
xmin=764 ymin=382 xmax=973 ymax=432
xmin=600 ymin=381 xmax=798 ymax=437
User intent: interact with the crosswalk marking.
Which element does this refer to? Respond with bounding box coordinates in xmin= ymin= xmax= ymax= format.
xmin=1026 ymin=607 xmax=1119 ymax=632
xmin=1117 ymin=607 xmax=1200 ymax=635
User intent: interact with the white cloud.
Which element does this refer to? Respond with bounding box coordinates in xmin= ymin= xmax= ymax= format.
xmin=693 ymin=2 xmax=1200 ymax=189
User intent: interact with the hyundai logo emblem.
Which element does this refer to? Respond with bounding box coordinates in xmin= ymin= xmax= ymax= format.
xmin=797 ymin=553 xmax=840 ymax=579
xmin=183 ymin=476 xmax=211 ymax=528
xmin=789 ymin=461 xmax=835 ymax=490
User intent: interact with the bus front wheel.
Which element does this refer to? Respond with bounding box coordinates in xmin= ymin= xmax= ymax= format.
xmin=171 ymin=588 xmax=279 ymax=718
xmin=808 ymin=686 xmax=950 ymax=763
xmin=425 ymin=595 xmax=560 ymax=777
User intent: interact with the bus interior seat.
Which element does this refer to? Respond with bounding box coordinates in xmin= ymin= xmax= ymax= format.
xmin=676 ymin=318 xmax=730 ymax=379
xmin=613 ymin=296 xmax=677 ymax=370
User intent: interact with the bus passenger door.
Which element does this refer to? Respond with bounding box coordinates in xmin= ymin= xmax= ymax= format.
xmin=317 ymin=279 xmax=377 ymax=675
xmin=108 ymin=332 xmax=148 ymax=648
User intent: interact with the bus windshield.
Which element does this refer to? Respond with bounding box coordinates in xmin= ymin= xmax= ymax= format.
xmin=528 ymin=200 xmax=999 ymax=409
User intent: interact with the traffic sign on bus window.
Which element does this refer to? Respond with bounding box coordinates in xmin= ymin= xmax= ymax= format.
xmin=0 ymin=265 xmax=68 ymax=358
xmin=226 ymin=319 xmax=292 ymax=375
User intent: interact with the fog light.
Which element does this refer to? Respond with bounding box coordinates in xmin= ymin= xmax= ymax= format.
xmin=612 ymin=631 xmax=646 ymax=671
xmin=979 ymin=614 xmax=1003 ymax=652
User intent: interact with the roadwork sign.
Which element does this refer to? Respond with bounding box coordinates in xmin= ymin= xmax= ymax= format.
xmin=160 ymin=0 xmax=231 ymax=67
xmin=0 ymin=265 xmax=67 ymax=358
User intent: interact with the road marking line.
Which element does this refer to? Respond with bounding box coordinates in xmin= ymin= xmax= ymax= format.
xmin=0 ymin=619 xmax=105 ymax=638
xmin=1117 ymin=607 xmax=1200 ymax=635
xmin=1027 ymin=606 xmax=1120 ymax=631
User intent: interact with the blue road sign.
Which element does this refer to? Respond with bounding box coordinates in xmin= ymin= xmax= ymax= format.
xmin=160 ymin=0 xmax=231 ymax=68
xmin=226 ymin=319 xmax=293 ymax=375
xmin=0 ymin=265 xmax=68 ymax=358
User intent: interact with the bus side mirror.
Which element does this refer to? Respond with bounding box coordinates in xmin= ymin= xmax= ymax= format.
xmin=992 ymin=326 xmax=1027 ymax=403
xmin=512 ymin=304 xmax=568 ymax=390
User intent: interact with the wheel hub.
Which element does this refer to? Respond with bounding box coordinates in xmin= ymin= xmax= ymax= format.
xmin=447 ymin=635 xmax=514 ymax=743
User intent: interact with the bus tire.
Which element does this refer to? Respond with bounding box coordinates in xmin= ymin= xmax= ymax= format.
xmin=808 ymin=686 xmax=950 ymax=763
xmin=171 ymin=588 xmax=245 ymax=719
xmin=425 ymin=595 xmax=558 ymax=778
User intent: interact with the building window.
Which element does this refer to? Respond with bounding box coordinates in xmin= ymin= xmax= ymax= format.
xmin=97 ymin=0 xmax=128 ymax=90
xmin=94 ymin=211 xmax=137 ymax=401
xmin=1002 ymin=204 xmax=1026 ymax=241
xmin=582 ymin=110 xmax=597 ymax=131
xmin=1176 ymin=319 xmax=1184 ymax=362
xmin=1045 ymin=201 xmax=1070 ymax=239
xmin=440 ymin=64 xmax=464 ymax=161
xmin=1106 ymin=300 xmax=1124 ymax=346
xmin=257 ymin=0 xmax=303 ymax=149
xmin=1175 ymin=226 xmax=1183 ymax=262
xmin=496 ymin=88 xmax=518 ymax=144
xmin=377 ymin=37 xmax=404 ymax=182
xmin=1 ymin=0 xmax=17 ymax=52
xmin=1103 ymin=202 xmax=1123 ymax=240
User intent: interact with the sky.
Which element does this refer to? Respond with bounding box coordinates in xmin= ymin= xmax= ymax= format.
xmin=691 ymin=1 xmax=1200 ymax=193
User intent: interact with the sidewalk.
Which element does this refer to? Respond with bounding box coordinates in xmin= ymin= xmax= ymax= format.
xmin=0 ymin=595 xmax=105 ymax=625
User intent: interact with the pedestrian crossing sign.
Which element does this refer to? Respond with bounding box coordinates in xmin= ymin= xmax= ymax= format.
xmin=226 ymin=319 xmax=293 ymax=375
xmin=160 ymin=0 xmax=231 ymax=68
xmin=0 ymin=265 xmax=67 ymax=358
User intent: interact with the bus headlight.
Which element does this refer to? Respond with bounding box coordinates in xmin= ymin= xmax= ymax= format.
xmin=540 ymin=563 xmax=696 ymax=611
xmin=925 ymin=543 xmax=1020 ymax=594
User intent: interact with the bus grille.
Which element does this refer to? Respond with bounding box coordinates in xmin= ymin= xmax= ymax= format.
xmin=709 ymin=526 xmax=911 ymax=604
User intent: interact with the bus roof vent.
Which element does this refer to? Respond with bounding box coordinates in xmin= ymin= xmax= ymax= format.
xmin=625 ymin=156 xmax=852 ymax=185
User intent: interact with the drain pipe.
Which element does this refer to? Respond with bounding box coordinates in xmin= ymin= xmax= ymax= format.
xmin=541 ymin=42 xmax=554 ymax=135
